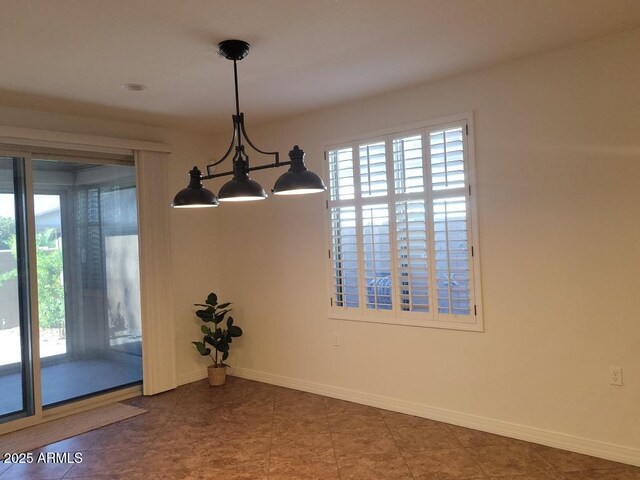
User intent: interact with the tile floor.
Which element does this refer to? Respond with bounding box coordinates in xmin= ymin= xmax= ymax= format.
xmin=0 ymin=376 xmax=638 ymax=479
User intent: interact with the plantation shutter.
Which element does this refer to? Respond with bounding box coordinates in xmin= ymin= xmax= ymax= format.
xmin=428 ymin=126 xmax=472 ymax=319
xmin=326 ymin=117 xmax=480 ymax=330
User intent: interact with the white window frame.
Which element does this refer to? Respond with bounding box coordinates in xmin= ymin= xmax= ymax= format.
xmin=324 ymin=112 xmax=483 ymax=332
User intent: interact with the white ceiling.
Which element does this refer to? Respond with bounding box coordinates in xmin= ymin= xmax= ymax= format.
xmin=0 ymin=0 xmax=639 ymax=132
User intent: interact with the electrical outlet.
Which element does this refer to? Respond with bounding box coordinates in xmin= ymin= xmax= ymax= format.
xmin=610 ymin=367 xmax=623 ymax=386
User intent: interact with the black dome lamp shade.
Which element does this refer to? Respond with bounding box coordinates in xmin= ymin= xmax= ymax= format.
xmin=172 ymin=166 xmax=219 ymax=208
xmin=218 ymin=151 xmax=267 ymax=202
xmin=273 ymin=146 xmax=327 ymax=195
xmin=171 ymin=39 xmax=325 ymax=209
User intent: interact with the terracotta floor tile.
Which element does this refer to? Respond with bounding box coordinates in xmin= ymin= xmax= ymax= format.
xmin=404 ymin=447 xmax=488 ymax=479
xmin=327 ymin=411 xmax=389 ymax=433
xmin=140 ymin=443 xmax=205 ymax=472
xmin=324 ymin=398 xmax=380 ymax=416
xmin=533 ymin=446 xmax=631 ymax=472
xmin=270 ymin=432 xmax=334 ymax=458
xmin=193 ymin=458 xmax=269 ymax=479
xmin=391 ymin=425 xmax=462 ymax=452
xmin=210 ymin=419 xmax=274 ymax=438
xmin=213 ymin=435 xmax=272 ymax=463
xmin=0 ymin=460 xmax=74 ymax=479
xmin=273 ymin=401 xmax=326 ymax=417
xmin=332 ymin=431 xmax=400 ymax=457
xmin=154 ymin=423 xmax=213 ymax=446
xmin=272 ymin=412 xmax=330 ymax=435
xmin=468 ymin=444 xmax=554 ymax=477
xmin=88 ymin=413 xmax=163 ymax=451
xmin=268 ymin=452 xmax=339 ymax=480
xmin=63 ymin=446 xmax=146 ymax=478
xmin=211 ymin=402 xmax=274 ymax=425
xmin=487 ymin=473 xmax=567 ymax=480
xmin=562 ymin=468 xmax=640 ymax=479
xmin=380 ymin=409 xmax=443 ymax=428
xmin=89 ymin=425 xmax=159 ymax=450
xmin=182 ymin=380 xmax=275 ymax=406
xmin=137 ymin=456 xmax=267 ymax=479
xmin=337 ymin=452 xmax=413 ymax=479
xmin=275 ymin=388 xmax=326 ymax=408
xmin=182 ymin=391 xmax=272 ymax=407
xmin=32 ymin=430 xmax=101 ymax=454
xmin=123 ymin=390 xmax=181 ymax=411
xmin=225 ymin=378 xmax=276 ymax=396
xmin=124 ymin=465 xmax=196 ymax=480
xmin=195 ymin=467 xmax=268 ymax=480
xmin=449 ymin=425 xmax=521 ymax=448
xmin=163 ymin=417 xmax=211 ymax=429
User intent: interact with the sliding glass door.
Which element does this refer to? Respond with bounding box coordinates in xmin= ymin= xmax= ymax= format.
xmin=0 ymin=156 xmax=34 ymax=421
xmin=0 ymin=153 xmax=142 ymax=424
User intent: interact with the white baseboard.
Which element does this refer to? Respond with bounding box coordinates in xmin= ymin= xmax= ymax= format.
xmin=179 ymin=366 xmax=640 ymax=467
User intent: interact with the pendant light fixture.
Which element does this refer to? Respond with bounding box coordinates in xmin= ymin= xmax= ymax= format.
xmin=172 ymin=40 xmax=326 ymax=208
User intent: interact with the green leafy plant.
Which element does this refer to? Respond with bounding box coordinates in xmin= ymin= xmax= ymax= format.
xmin=0 ymin=216 xmax=15 ymax=250
xmin=191 ymin=292 xmax=243 ymax=368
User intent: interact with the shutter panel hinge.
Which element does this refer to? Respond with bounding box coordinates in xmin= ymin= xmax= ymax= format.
xmin=468 ymin=184 xmax=471 ymax=195
xmin=471 ymin=246 xmax=474 ymax=257
xmin=326 ymin=200 xmax=329 ymax=209
xmin=328 ymin=249 xmax=331 ymax=259
xmin=330 ymin=298 xmax=333 ymax=306
xmin=474 ymin=305 xmax=477 ymax=316
xmin=324 ymin=151 xmax=327 ymax=161
xmin=465 ymin=125 xmax=469 ymax=135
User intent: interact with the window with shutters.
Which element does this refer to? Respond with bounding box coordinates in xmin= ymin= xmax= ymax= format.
xmin=326 ymin=114 xmax=483 ymax=331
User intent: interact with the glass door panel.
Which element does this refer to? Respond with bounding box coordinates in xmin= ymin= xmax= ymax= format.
xmin=103 ymin=187 xmax=142 ymax=355
xmin=33 ymin=159 xmax=142 ymax=407
xmin=0 ymin=156 xmax=34 ymax=422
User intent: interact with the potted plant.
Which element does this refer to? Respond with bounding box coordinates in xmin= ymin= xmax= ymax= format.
xmin=191 ymin=292 xmax=243 ymax=386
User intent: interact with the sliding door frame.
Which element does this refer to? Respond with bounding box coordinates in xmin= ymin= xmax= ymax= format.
xmin=0 ymin=149 xmax=41 ymax=428
xmin=0 ymin=125 xmax=172 ymax=435
xmin=0 ymin=151 xmax=143 ymax=434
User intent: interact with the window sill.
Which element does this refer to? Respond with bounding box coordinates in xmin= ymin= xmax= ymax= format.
xmin=328 ymin=309 xmax=484 ymax=332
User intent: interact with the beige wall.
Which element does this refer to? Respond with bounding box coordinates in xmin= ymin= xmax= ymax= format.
xmin=203 ymin=29 xmax=640 ymax=457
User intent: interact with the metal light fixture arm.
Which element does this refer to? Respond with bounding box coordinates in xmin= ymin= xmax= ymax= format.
xmin=203 ymin=54 xmax=286 ymax=180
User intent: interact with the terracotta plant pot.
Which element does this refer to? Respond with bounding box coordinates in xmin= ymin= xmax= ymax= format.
xmin=208 ymin=365 xmax=226 ymax=386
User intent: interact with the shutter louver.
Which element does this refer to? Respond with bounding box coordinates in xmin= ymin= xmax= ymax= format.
xmin=393 ymin=135 xmax=424 ymax=194
xmin=430 ymin=127 xmax=465 ymax=191
xmin=362 ymin=204 xmax=392 ymax=310
xmin=433 ymin=196 xmax=471 ymax=315
xmin=359 ymin=142 xmax=387 ymax=198
xmin=329 ymin=148 xmax=355 ymax=200
xmin=396 ymin=200 xmax=429 ymax=312
xmin=331 ymin=206 xmax=359 ymax=308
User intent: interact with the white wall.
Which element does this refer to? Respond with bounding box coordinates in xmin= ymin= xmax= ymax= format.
xmin=200 ymin=29 xmax=640 ymax=461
